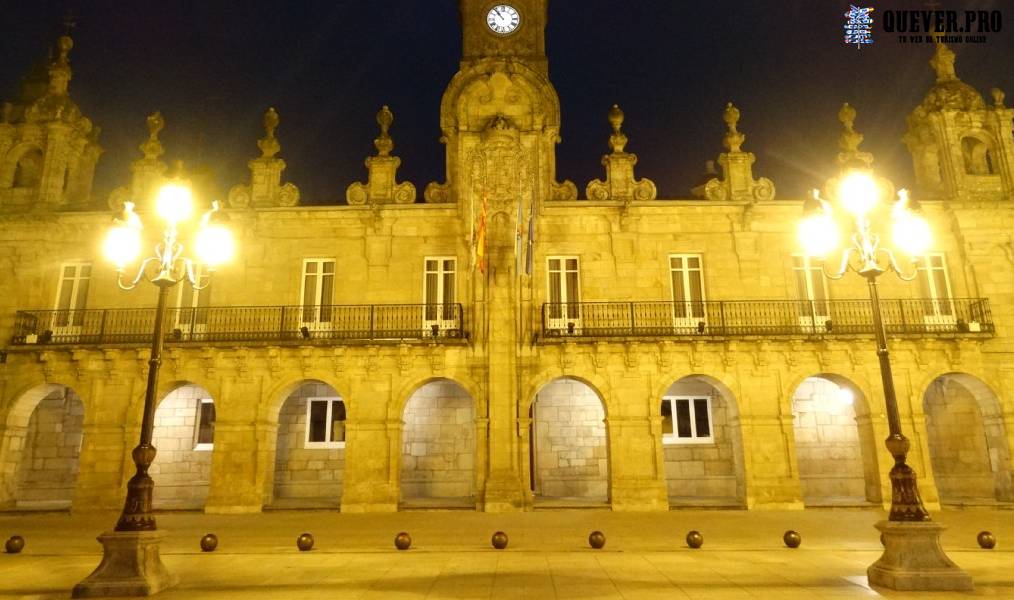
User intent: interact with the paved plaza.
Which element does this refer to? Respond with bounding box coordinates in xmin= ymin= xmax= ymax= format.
xmin=0 ymin=508 xmax=1010 ymax=599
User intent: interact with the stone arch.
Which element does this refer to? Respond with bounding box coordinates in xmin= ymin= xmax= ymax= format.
xmin=261 ymin=373 xmax=350 ymax=424
xmin=658 ymin=374 xmax=746 ymax=507
xmin=269 ymin=379 xmax=347 ymax=509
xmin=149 ymin=381 xmax=217 ymax=510
xmin=529 ymin=376 xmax=610 ymax=504
xmin=522 ymin=371 xmax=611 ymax=421
xmin=1 ymin=143 xmax=45 ymax=188
xmin=923 ymin=372 xmax=1013 ymax=504
xmin=440 ymin=63 xmax=561 ymax=131
xmin=960 ymin=133 xmax=996 ymax=175
xmin=790 ymin=373 xmax=882 ymax=506
xmin=0 ymin=382 xmax=84 ymax=510
xmin=399 ymin=377 xmax=476 ymax=506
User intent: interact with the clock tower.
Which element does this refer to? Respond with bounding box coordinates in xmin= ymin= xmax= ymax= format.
xmin=460 ymin=0 xmax=548 ymax=73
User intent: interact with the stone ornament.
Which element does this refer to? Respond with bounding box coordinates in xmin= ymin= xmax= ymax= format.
xmin=200 ymin=533 xmax=218 ymax=552
xmin=4 ymin=535 xmax=24 ymax=554
xmin=588 ymin=531 xmax=606 ymax=549
xmin=107 ymin=111 xmax=169 ymax=211
xmin=296 ymin=533 xmax=314 ymax=551
xmin=686 ymin=530 xmax=703 ymax=549
xmin=394 ymin=532 xmax=412 ymax=550
xmin=696 ymin=102 xmax=774 ymax=202
xmin=783 ymin=530 xmax=801 ymax=548
xmin=824 ymin=104 xmax=894 ymax=203
xmin=976 ymin=531 xmax=996 ymax=549
xmin=227 ymin=107 xmax=300 ymax=208
xmin=491 ymin=531 xmax=509 ymax=549
xmin=346 ymin=105 xmax=416 ymax=205
xmin=586 ymin=104 xmax=656 ymax=203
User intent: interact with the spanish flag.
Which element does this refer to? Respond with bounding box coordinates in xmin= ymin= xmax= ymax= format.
xmin=475 ymin=194 xmax=489 ymax=274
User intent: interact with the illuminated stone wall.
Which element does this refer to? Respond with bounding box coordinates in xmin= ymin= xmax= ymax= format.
xmin=15 ymin=389 xmax=83 ymax=507
xmin=400 ymin=380 xmax=475 ymax=500
xmin=273 ymin=382 xmax=344 ymax=505
xmin=150 ymin=384 xmax=213 ymax=509
xmin=532 ymin=378 xmax=608 ymax=500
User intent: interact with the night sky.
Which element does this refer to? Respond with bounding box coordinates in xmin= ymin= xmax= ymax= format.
xmin=2 ymin=1 xmax=1012 ymax=205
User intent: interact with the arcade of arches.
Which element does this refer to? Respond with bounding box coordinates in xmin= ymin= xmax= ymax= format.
xmin=0 ymin=369 xmax=1011 ymax=513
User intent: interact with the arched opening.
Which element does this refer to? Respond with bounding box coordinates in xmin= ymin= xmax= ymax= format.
xmin=13 ymin=148 xmax=44 ymax=188
xmin=660 ymin=375 xmax=745 ymax=507
xmin=530 ymin=377 xmax=609 ymax=505
xmin=961 ymin=136 xmax=995 ymax=175
xmin=1 ymin=384 xmax=85 ymax=510
xmin=924 ymin=373 xmax=1013 ymax=505
xmin=790 ymin=375 xmax=881 ymax=506
xmin=150 ymin=383 xmax=216 ymax=510
xmin=400 ymin=379 xmax=475 ymax=508
xmin=271 ymin=380 xmax=346 ymax=509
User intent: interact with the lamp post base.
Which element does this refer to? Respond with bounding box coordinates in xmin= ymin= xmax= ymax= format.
xmin=72 ymin=531 xmax=177 ymax=598
xmin=868 ymin=520 xmax=972 ymax=591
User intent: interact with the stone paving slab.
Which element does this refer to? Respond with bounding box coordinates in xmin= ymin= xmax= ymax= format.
xmin=0 ymin=509 xmax=1009 ymax=598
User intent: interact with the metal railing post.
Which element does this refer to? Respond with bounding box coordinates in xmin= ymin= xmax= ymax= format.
xmin=369 ymin=305 xmax=375 ymax=339
xmin=98 ymin=309 xmax=108 ymax=344
xmin=898 ymin=299 xmax=907 ymax=334
xmin=719 ymin=301 xmax=727 ymax=336
xmin=629 ymin=302 xmax=636 ymax=336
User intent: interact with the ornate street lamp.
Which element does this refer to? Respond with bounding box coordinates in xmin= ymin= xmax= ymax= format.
xmin=798 ymin=170 xmax=971 ymax=591
xmin=73 ymin=179 xmax=234 ymax=598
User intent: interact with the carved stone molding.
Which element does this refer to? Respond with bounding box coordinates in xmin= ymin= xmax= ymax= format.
xmin=585 ymin=105 xmax=656 ymax=204
xmin=347 ymin=106 xmax=416 ymax=205
xmin=228 ymin=108 xmax=300 ymax=208
xmin=695 ymin=103 xmax=774 ymax=202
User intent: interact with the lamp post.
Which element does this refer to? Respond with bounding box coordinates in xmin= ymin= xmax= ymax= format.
xmin=798 ymin=170 xmax=971 ymax=591
xmin=73 ymin=180 xmax=234 ymax=598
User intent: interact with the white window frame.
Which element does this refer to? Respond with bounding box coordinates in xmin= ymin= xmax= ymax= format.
xmin=661 ymin=396 xmax=714 ymax=445
xmin=546 ymin=256 xmax=582 ymax=333
xmin=193 ymin=398 xmax=215 ymax=451
xmin=53 ymin=262 xmax=92 ymax=333
xmin=304 ymin=397 xmax=346 ymax=449
xmin=792 ymin=255 xmax=830 ymax=331
xmin=668 ymin=254 xmax=706 ymax=329
xmin=175 ymin=264 xmax=211 ymax=339
xmin=422 ymin=256 xmax=458 ymax=332
xmin=300 ymin=259 xmax=336 ymax=332
xmin=917 ymin=253 xmax=955 ymax=327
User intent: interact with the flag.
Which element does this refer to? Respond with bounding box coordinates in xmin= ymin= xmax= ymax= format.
xmin=475 ymin=194 xmax=488 ymax=274
xmin=514 ymin=197 xmax=524 ymax=274
xmin=525 ymin=196 xmax=536 ymax=275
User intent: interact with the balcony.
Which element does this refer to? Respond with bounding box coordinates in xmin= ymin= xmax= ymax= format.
xmin=540 ymin=298 xmax=995 ymax=339
xmin=11 ymin=304 xmax=466 ymax=346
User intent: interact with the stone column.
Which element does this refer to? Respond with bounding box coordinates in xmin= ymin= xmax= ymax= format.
xmin=0 ymin=423 xmax=29 ymax=508
xmin=607 ymin=416 xmax=668 ymax=511
xmin=740 ymin=415 xmax=805 ymax=509
xmin=74 ymin=377 xmax=131 ymax=512
xmin=339 ymin=420 xmax=399 ymax=512
xmin=906 ymin=408 xmax=943 ymax=510
xmin=204 ymin=421 xmax=263 ymax=514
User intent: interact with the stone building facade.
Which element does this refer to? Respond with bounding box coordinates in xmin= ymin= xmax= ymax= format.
xmin=0 ymin=1 xmax=1012 ymax=515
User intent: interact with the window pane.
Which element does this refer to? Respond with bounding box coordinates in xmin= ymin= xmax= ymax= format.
xmin=689 ymin=270 xmax=704 ymax=317
xmin=661 ymin=400 xmax=673 ymax=435
xmin=566 ymin=258 xmax=577 ymax=271
xmin=196 ymin=402 xmax=215 ymax=445
xmin=671 ymin=256 xmax=683 ymax=270
xmin=425 ymin=271 xmax=438 ymax=320
xmin=566 ymin=269 xmax=579 ymax=303
xmin=675 ymin=399 xmax=692 ymax=438
xmin=323 ymin=261 xmax=335 ymax=274
xmin=549 ymin=271 xmax=562 ymax=318
xmin=303 ymin=274 xmax=317 ymax=313
xmin=320 ymin=271 xmax=334 ymax=322
xmin=58 ymin=278 xmax=74 ymax=311
xmin=933 ymin=269 xmax=952 ymax=315
xmin=442 ymin=270 xmax=455 ymax=319
xmin=425 ymin=259 xmax=437 ymax=272
xmin=331 ymin=400 xmax=346 ymax=443
xmin=693 ymin=399 xmax=711 ymax=438
xmin=687 ymin=256 xmax=700 ymax=269
xmin=308 ymin=401 xmax=327 ymax=442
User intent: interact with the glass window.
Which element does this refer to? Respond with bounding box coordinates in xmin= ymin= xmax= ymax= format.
xmin=301 ymin=259 xmax=336 ymax=324
xmin=669 ymin=254 xmax=705 ymax=320
xmin=193 ymin=400 xmax=216 ymax=449
xmin=54 ymin=263 xmax=91 ymax=327
xmin=305 ymin=397 xmax=347 ymax=449
xmin=662 ymin=396 xmax=714 ymax=444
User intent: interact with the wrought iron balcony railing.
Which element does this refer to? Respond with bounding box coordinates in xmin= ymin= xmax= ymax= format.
xmin=11 ymin=304 xmax=465 ymax=346
xmin=541 ymin=298 xmax=994 ymax=339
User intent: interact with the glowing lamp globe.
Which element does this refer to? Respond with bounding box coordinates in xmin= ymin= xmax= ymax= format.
xmin=103 ymin=203 xmax=143 ymax=268
xmin=156 ymin=183 xmax=194 ymax=225
xmin=195 ymin=224 xmax=235 ymax=266
xmin=838 ymin=172 xmax=879 ymax=218
xmin=891 ymin=191 xmax=931 ymax=257
xmin=798 ymin=213 xmax=840 ymax=258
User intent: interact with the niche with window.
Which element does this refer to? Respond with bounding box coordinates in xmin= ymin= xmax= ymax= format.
xmin=193 ymin=399 xmax=216 ymax=451
xmin=661 ymin=396 xmax=714 ymax=444
xmin=961 ymin=136 xmax=995 ymax=176
xmin=13 ymin=148 xmax=44 ymax=188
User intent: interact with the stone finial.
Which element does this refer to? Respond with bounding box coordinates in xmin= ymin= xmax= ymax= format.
xmin=695 ymin=102 xmax=775 ymax=202
xmin=607 ymin=104 xmax=628 ymax=153
xmin=46 ymin=35 xmax=74 ymax=95
xmin=585 ymin=104 xmax=656 ymax=203
xmin=56 ymin=35 xmax=73 ymax=67
xmin=257 ymin=107 xmax=281 ymax=158
xmin=991 ymin=88 xmax=1006 ymax=108
xmin=346 ymin=104 xmax=416 ymax=205
xmin=374 ymin=105 xmax=394 ymax=156
xmin=723 ymin=102 xmax=745 ymax=152
xmin=838 ymin=102 xmax=865 ymax=156
xmin=929 ymin=42 xmax=957 ymax=83
xmin=140 ymin=111 xmax=165 ymax=160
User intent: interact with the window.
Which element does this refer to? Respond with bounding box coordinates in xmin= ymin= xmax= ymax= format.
xmin=669 ymin=254 xmax=705 ymax=325
xmin=793 ymin=255 xmax=830 ymax=327
xmin=917 ymin=253 xmax=954 ymax=324
xmin=547 ymin=257 xmax=581 ymax=330
xmin=304 ymin=398 xmax=346 ymax=449
xmin=54 ymin=263 xmax=91 ymax=328
xmin=961 ymin=136 xmax=994 ymax=175
xmin=423 ymin=257 xmax=456 ymax=325
xmin=301 ymin=259 xmax=335 ymax=326
xmin=176 ymin=265 xmax=211 ymax=332
xmin=661 ymin=396 xmax=713 ymax=444
xmin=193 ymin=399 xmax=216 ymax=451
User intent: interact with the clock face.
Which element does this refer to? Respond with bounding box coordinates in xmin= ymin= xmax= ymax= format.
xmin=487 ymin=4 xmax=521 ymax=35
